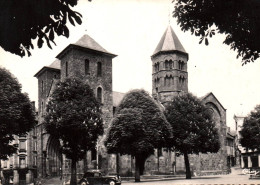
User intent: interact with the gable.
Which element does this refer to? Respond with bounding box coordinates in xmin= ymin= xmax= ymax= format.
xmin=201 ymin=92 xmax=226 ymax=112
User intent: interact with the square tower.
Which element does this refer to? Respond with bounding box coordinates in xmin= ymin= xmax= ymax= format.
xmin=56 ymin=34 xmax=117 ymax=130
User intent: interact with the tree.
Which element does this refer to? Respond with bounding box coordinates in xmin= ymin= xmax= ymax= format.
xmin=0 ymin=67 xmax=35 ymax=185
xmin=0 ymin=0 xmax=91 ymax=57
xmin=44 ymin=78 xmax=103 ymax=185
xmin=173 ymin=0 xmax=260 ymax=65
xmin=0 ymin=67 xmax=36 ymax=160
xmin=240 ymin=105 xmax=260 ymax=151
xmin=105 ymin=89 xmax=172 ymax=182
xmin=164 ymin=93 xmax=220 ymax=179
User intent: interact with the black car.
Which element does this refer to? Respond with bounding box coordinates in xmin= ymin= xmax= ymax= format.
xmin=78 ymin=170 xmax=121 ymax=185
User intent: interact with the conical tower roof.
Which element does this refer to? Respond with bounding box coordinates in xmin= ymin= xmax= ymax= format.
xmin=152 ymin=26 xmax=187 ymax=57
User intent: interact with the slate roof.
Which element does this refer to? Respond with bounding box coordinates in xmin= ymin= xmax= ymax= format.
xmin=113 ymin=91 xmax=125 ymax=107
xmin=152 ymin=25 xmax=187 ymax=57
xmin=75 ymin=34 xmax=109 ymax=54
xmin=48 ymin=59 xmax=61 ymax=69
xmin=56 ymin=34 xmax=117 ymax=59
xmin=34 ymin=60 xmax=61 ymax=77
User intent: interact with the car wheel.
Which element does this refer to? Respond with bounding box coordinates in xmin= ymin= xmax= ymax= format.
xmin=108 ymin=180 xmax=115 ymax=185
xmin=80 ymin=181 xmax=88 ymax=185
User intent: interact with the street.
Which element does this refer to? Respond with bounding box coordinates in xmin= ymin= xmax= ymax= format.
xmin=123 ymin=167 xmax=260 ymax=184
xmin=42 ymin=167 xmax=260 ymax=184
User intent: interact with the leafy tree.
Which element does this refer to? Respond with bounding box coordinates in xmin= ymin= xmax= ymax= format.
xmin=240 ymin=105 xmax=260 ymax=151
xmin=0 ymin=67 xmax=36 ymax=160
xmin=105 ymin=89 xmax=172 ymax=182
xmin=44 ymin=78 xmax=103 ymax=185
xmin=173 ymin=0 xmax=260 ymax=64
xmin=0 ymin=67 xmax=35 ymax=185
xmin=0 ymin=0 xmax=91 ymax=57
xmin=164 ymin=93 xmax=220 ymax=179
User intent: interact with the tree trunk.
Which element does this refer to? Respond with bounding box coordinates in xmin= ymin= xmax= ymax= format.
xmin=184 ymin=152 xmax=191 ymax=179
xmin=135 ymin=156 xmax=141 ymax=182
xmin=83 ymin=152 xmax=88 ymax=172
xmin=116 ymin=153 xmax=120 ymax=176
xmin=0 ymin=162 xmax=2 ymax=185
xmin=157 ymin=149 xmax=160 ymax=173
xmin=70 ymin=158 xmax=77 ymax=185
xmin=139 ymin=157 xmax=145 ymax=175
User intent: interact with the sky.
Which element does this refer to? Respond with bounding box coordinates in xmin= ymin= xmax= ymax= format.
xmin=1 ymin=0 xmax=260 ymax=131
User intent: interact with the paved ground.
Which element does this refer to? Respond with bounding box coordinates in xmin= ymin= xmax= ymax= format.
xmin=42 ymin=167 xmax=260 ymax=184
xmin=124 ymin=167 xmax=260 ymax=184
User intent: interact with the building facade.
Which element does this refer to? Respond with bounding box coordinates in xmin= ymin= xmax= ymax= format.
xmin=1 ymin=25 xmax=236 ymax=185
xmin=33 ymin=34 xmax=117 ymax=180
xmin=234 ymin=115 xmax=260 ymax=169
xmin=0 ymin=103 xmax=37 ymax=185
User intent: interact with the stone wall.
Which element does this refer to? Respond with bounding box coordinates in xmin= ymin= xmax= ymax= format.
xmin=174 ymin=93 xmax=228 ymax=175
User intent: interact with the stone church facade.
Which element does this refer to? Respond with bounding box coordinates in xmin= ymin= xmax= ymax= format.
xmin=150 ymin=26 xmax=229 ymax=175
xmin=1 ymin=25 xmax=233 ymax=185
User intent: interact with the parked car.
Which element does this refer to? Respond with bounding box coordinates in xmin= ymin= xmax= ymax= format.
xmin=78 ymin=170 xmax=121 ymax=185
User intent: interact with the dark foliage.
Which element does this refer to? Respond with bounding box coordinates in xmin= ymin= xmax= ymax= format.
xmin=165 ymin=93 xmax=220 ymax=179
xmin=240 ymin=105 xmax=260 ymax=151
xmin=44 ymin=78 xmax=103 ymax=185
xmin=0 ymin=67 xmax=36 ymax=160
xmin=105 ymin=89 xmax=172 ymax=182
xmin=0 ymin=0 xmax=91 ymax=57
xmin=173 ymin=0 xmax=260 ymax=64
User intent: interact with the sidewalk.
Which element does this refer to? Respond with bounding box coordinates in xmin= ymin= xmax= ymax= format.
xmin=121 ymin=174 xmax=185 ymax=182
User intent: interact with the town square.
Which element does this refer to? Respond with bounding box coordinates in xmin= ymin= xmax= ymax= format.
xmin=1 ymin=0 xmax=260 ymax=184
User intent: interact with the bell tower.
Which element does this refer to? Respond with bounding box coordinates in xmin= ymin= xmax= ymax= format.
xmin=151 ymin=25 xmax=189 ymax=104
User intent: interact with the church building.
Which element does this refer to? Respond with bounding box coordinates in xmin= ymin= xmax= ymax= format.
xmin=1 ymin=25 xmax=234 ymax=185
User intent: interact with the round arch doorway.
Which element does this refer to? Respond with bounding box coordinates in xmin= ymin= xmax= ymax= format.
xmin=46 ymin=136 xmax=62 ymax=177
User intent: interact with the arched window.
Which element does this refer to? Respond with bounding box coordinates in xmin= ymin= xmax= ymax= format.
xmin=181 ymin=61 xmax=185 ymax=70
xmin=169 ymin=60 xmax=173 ymax=69
xmin=179 ymin=76 xmax=185 ymax=86
xmin=97 ymin=62 xmax=102 ymax=77
xmin=164 ymin=75 xmax=172 ymax=86
xmin=170 ymin=75 xmax=174 ymax=85
xmin=65 ymin=61 xmax=68 ymax=77
xmin=154 ymin=63 xmax=159 ymax=72
xmin=165 ymin=60 xmax=169 ymax=70
xmin=97 ymin=87 xmax=102 ymax=103
xmin=41 ymin=80 xmax=44 ymax=94
xmin=85 ymin=59 xmax=89 ymax=75
xmin=41 ymin=102 xmax=44 ymax=116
